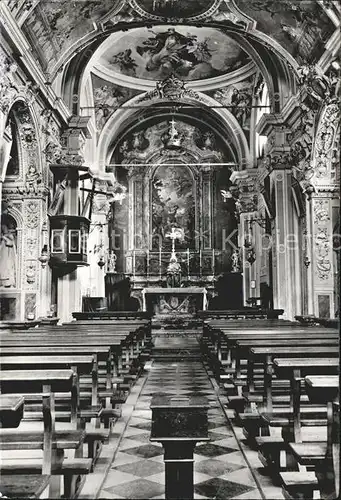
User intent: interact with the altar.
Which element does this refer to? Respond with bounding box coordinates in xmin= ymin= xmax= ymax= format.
xmin=142 ymin=287 xmax=207 ymax=315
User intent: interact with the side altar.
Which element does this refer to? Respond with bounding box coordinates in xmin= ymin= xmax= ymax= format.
xmin=142 ymin=287 xmax=207 ymax=315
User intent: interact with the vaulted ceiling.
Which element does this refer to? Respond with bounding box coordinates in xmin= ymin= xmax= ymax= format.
xmin=6 ymin=0 xmax=338 ymax=81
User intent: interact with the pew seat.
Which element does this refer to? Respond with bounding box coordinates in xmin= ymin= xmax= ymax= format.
xmin=280 ymin=471 xmax=318 ymax=500
xmin=0 ymin=474 xmax=50 ymax=498
xmin=288 ymin=442 xmax=327 ymax=465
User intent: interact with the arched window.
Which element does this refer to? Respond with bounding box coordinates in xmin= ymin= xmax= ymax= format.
xmin=255 ymin=82 xmax=270 ymax=159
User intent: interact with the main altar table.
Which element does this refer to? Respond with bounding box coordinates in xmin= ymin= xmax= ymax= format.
xmin=142 ymin=287 xmax=208 ymax=314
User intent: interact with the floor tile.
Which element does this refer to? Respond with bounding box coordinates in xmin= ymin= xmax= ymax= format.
xmin=195 ymin=459 xmax=244 ymax=477
xmin=112 ymin=452 xmax=144 ymax=467
xmin=194 ymin=478 xmax=255 ymax=499
xmin=113 ymin=459 xmax=164 ymax=478
xmin=195 ymin=443 xmax=235 ymax=457
xmin=98 ymin=359 xmax=264 ymax=500
xmin=104 ymin=478 xmax=165 ymax=499
xmin=123 ymin=444 xmax=164 ymax=459
xmin=125 ymin=432 xmax=151 ymax=444
xmin=103 ymin=469 xmax=138 ymax=488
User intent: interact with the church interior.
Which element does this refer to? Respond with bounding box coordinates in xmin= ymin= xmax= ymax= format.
xmin=0 ymin=1 xmax=340 ymax=499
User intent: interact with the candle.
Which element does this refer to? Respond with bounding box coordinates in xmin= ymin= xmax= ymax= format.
xmin=133 ymin=250 xmax=135 ymax=278
xmin=187 ymin=248 xmax=190 ymax=277
xmin=146 ymin=249 xmax=149 ymax=279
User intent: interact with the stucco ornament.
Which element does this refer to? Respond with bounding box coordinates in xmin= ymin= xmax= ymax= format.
xmin=0 ymin=50 xmax=18 ymax=114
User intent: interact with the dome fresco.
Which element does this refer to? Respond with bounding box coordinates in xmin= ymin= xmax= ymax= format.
xmin=132 ymin=0 xmax=218 ymax=18
xmin=98 ymin=26 xmax=251 ymax=82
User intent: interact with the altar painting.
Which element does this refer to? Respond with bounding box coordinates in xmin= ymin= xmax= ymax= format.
xmin=152 ymin=165 xmax=195 ymax=250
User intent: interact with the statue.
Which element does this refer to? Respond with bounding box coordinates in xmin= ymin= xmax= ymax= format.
xmin=231 ymin=249 xmax=241 ymax=273
xmin=25 ymin=165 xmax=41 ymax=194
xmin=0 ymin=220 xmax=17 ymax=288
xmin=107 ymin=251 xmax=117 ymax=273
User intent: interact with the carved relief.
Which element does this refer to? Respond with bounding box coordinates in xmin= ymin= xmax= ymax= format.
xmin=24 ymin=292 xmax=36 ymax=320
xmin=142 ymin=75 xmax=201 ymax=102
xmin=313 ymin=104 xmax=340 ymax=181
xmin=25 ymin=260 xmax=37 ymax=284
xmin=24 ymin=201 xmax=40 ymax=228
xmin=0 ymin=49 xmax=18 ymax=113
xmin=313 ymin=199 xmax=332 ymax=281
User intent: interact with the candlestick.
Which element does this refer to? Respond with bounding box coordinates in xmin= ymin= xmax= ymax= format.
xmin=133 ymin=250 xmax=135 ymax=278
xmin=199 ymin=249 xmax=202 ymax=277
xmin=146 ymin=249 xmax=149 ymax=280
xmin=212 ymin=248 xmax=215 ymax=275
xmin=187 ymin=248 xmax=190 ymax=277
xmin=159 ymin=246 xmax=162 ymax=279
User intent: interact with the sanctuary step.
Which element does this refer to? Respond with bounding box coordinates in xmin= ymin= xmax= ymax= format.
xmin=152 ymin=336 xmax=202 ymax=361
xmin=151 ymin=316 xmax=203 ymax=360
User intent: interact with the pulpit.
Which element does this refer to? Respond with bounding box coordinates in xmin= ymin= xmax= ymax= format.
xmin=150 ymin=395 xmax=209 ymax=500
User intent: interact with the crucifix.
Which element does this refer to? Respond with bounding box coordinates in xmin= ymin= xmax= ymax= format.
xmin=165 ymin=227 xmax=183 ymax=259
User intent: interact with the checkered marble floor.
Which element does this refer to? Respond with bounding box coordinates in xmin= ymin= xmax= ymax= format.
xmin=99 ymin=362 xmax=262 ymax=499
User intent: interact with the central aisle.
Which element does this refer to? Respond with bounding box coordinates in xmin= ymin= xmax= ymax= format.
xmin=99 ymin=360 xmax=262 ymax=499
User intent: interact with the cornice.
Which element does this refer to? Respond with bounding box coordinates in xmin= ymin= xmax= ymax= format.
xmin=256 ymin=87 xmax=315 ymax=136
xmin=91 ymin=59 xmax=257 ymax=93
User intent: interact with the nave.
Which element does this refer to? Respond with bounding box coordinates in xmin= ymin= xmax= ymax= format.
xmin=0 ymin=312 xmax=339 ymax=500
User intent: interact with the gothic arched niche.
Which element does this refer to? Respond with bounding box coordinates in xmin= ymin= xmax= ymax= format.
xmin=0 ymin=214 xmax=18 ymax=289
xmin=5 ymin=113 xmax=20 ymax=177
xmin=152 ymin=164 xmax=195 ymax=250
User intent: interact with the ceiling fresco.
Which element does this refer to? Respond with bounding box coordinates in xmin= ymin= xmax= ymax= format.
xmin=100 ymin=27 xmax=251 ymax=81
xmin=91 ymin=74 xmax=140 ymax=131
xmin=207 ymin=72 xmax=260 ymax=143
xmin=18 ymin=0 xmax=337 ymax=78
xmin=234 ymin=0 xmax=335 ymax=64
xmin=131 ymin=0 xmax=219 ymax=18
xmin=22 ymin=0 xmax=118 ymax=70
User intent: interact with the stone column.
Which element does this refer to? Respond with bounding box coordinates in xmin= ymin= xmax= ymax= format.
xmin=270 ymin=167 xmax=298 ymax=319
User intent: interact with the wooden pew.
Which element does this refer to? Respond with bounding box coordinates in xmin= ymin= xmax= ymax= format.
xmin=241 ymin=344 xmax=338 ymax=409
xmin=0 ymin=394 xmax=50 ymax=499
xmin=0 ymin=317 xmax=151 ymax=497
xmin=0 ymin=335 xmax=131 ymax=429
xmin=0 ymin=324 xmax=147 ymax=423
xmin=199 ymin=309 xmax=284 ymax=319
xmin=281 ymin=376 xmax=339 ymax=499
xmin=0 ymin=395 xmax=25 ymax=429
xmin=255 ymin=358 xmax=339 ymax=485
xmin=202 ymin=325 xmax=338 ymax=385
xmin=0 ymin=369 xmax=90 ymax=498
